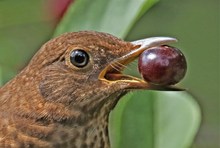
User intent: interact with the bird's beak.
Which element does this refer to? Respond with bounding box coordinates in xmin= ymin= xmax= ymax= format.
xmin=98 ymin=37 xmax=183 ymax=91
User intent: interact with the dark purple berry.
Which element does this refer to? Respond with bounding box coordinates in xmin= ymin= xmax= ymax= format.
xmin=138 ymin=45 xmax=187 ymax=85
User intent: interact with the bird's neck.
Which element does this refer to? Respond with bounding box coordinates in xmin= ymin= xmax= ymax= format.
xmin=23 ymin=91 xmax=126 ymax=148
xmin=67 ymin=90 xmax=127 ymax=147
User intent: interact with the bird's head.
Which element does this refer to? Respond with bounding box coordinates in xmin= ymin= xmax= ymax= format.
xmin=24 ymin=31 xmax=177 ymax=118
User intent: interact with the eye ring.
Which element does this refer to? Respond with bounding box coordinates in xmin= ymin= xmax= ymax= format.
xmin=70 ymin=49 xmax=89 ymax=68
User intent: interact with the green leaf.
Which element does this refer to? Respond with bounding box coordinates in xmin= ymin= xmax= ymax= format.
xmin=110 ymin=91 xmax=201 ymax=148
xmin=155 ymin=92 xmax=201 ymax=148
xmin=54 ymin=0 xmax=158 ymax=38
xmin=109 ymin=92 xmax=154 ymax=148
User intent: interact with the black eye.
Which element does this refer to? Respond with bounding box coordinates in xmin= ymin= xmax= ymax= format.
xmin=70 ymin=49 xmax=89 ymax=68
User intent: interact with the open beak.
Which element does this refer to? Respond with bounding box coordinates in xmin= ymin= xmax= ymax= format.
xmin=99 ymin=37 xmax=183 ymax=91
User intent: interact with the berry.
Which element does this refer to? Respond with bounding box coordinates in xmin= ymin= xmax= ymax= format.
xmin=138 ymin=45 xmax=187 ymax=85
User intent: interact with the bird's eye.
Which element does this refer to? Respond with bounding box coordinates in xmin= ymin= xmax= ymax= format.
xmin=70 ymin=49 xmax=89 ymax=68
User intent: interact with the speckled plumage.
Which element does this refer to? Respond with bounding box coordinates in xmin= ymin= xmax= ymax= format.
xmin=0 ymin=31 xmax=178 ymax=148
xmin=0 ymin=31 xmax=136 ymax=148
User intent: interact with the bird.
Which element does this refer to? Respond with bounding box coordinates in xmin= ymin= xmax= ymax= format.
xmin=0 ymin=31 xmax=177 ymax=148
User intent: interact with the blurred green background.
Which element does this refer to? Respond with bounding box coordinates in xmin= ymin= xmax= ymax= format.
xmin=0 ymin=0 xmax=219 ymax=147
xmin=127 ymin=0 xmax=219 ymax=147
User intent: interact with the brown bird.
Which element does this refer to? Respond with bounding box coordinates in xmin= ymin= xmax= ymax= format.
xmin=0 ymin=31 xmax=177 ymax=148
